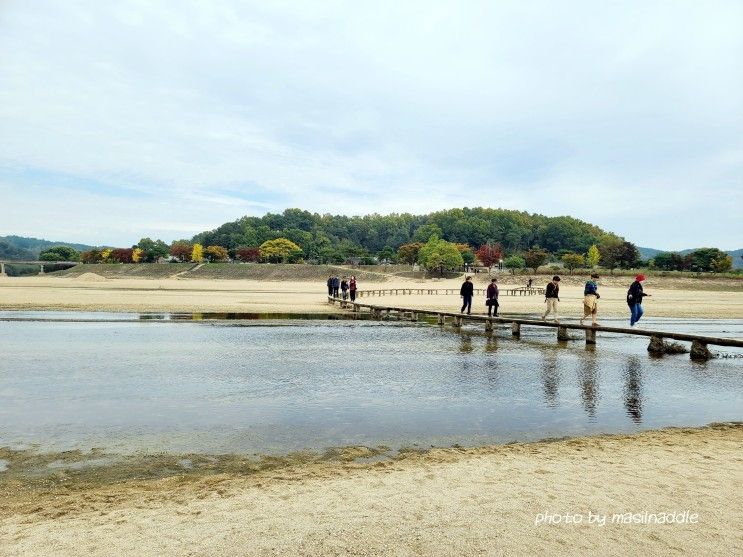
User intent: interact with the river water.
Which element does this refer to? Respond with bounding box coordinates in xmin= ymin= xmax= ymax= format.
xmin=0 ymin=313 xmax=741 ymax=455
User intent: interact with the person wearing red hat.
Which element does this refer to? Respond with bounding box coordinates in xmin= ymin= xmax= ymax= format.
xmin=627 ymin=274 xmax=651 ymax=326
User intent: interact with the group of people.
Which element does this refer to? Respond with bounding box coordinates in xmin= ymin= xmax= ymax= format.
xmin=327 ymin=275 xmax=358 ymax=301
xmin=460 ymin=273 xmax=651 ymax=327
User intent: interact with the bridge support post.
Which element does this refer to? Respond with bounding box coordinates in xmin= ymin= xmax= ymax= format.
xmin=411 ymin=312 xmax=418 ymax=321
xmin=353 ymin=304 xmax=359 ymax=313
xmin=647 ymin=335 xmax=664 ymax=354
xmin=453 ymin=316 xmax=462 ymax=328
xmin=485 ymin=320 xmax=493 ymax=332
xmin=38 ymin=264 xmax=45 ymax=275
xmin=0 ymin=262 xmax=6 ymax=277
xmin=690 ymin=340 xmax=711 ymax=361
xmin=557 ymin=326 xmax=569 ymax=341
xmin=437 ymin=314 xmax=445 ymax=325
xmin=585 ymin=328 xmax=596 ymax=344
xmin=511 ymin=323 xmax=520 ymax=336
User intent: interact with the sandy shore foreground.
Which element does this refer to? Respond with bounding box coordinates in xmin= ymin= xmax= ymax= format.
xmin=1 ymin=275 xmax=742 ymax=318
xmin=1 ymin=424 xmax=741 ymax=556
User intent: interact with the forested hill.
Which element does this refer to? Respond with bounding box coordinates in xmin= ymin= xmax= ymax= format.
xmin=193 ymin=208 xmax=619 ymax=259
xmin=0 ymin=235 xmax=94 ymax=260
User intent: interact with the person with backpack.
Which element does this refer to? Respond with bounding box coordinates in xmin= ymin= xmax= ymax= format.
xmin=460 ymin=276 xmax=474 ymax=315
xmin=580 ymin=273 xmax=601 ymax=327
xmin=486 ymin=278 xmax=499 ymax=317
xmin=541 ymin=275 xmax=561 ymax=321
xmin=627 ymin=274 xmax=651 ymax=326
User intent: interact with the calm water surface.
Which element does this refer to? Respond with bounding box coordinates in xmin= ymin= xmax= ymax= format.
xmin=1 ymin=315 xmax=741 ymax=455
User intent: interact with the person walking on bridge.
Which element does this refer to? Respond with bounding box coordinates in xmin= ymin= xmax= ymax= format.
xmin=327 ymin=276 xmax=333 ymax=297
xmin=340 ymin=277 xmax=349 ymax=300
xmin=541 ymin=275 xmax=561 ymax=321
xmin=627 ymin=274 xmax=651 ymax=326
xmin=580 ymin=273 xmax=601 ymax=327
xmin=331 ymin=275 xmax=340 ymax=298
xmin=349 ymin=276 xmax=357 ymax=302
xmin=460 ymin=276 xmax=474 ymax=315
xmin=486 ymin=278 xmax=499 ymax=317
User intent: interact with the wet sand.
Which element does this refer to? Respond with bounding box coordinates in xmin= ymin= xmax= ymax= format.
xmin=1 ymin=424 xmax=741 ymax=556
xmin=1 ymin=275 xmax=742 ymax=318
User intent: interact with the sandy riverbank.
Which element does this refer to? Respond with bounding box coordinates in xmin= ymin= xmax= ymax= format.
xmin=1 ymin=423 xmax=741 ymax=556
xmin=1 ymin=274 xmax=742 ymax=318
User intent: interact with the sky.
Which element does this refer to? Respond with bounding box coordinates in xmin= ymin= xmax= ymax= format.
xmin=1 ymin=0 xmax=741 ymax=250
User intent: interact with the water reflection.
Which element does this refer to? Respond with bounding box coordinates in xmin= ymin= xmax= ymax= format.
xmin=623 ymin=357 xmax=644 ymax=423
xmin=577 ymin=351 xmax=599 ymax=419
xmin=459 ymin=333 xmax=474 ymax=353
xmin=541 ymin=352 xmax=560 ymax=408
xmin=1 ymin=320 xmax=741 ymax=455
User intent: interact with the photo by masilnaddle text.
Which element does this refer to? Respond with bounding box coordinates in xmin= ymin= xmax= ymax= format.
xmin=535 ymin=510 xmax=699 ymax=527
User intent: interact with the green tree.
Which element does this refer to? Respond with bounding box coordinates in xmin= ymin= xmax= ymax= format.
xmin=377 ymin=245 xmax=396 ymax=263
xmin=397 ymin=242 xmax=424 ymax=265
xmin=598 ymin=237 xmax=624 ymax=274
xmin=259 ymin=238 xmax=303 ymax=263
xmin=561 ymin=252 xmax=585 ymax=274
xmin=137 ymin=238 xmax=169 ymax=262
xmin=417 ymin=236 xmax=464 ymax=276
xmin=690 ymin=248 xmax=730 ymax=272
xmin=412 ymin=224 xmax=443 ymax=243
xmin=38 ymin=246 xmax=80 ymax=261
xmin=503 ymin=255 xmax=526 ymax=274
xmin=711 ymin=254 xmax=732 ymax=273
xmin=523 ymin=247 xmax=549 ymax=273
xmin=586 ymin=244 xmax=600 ymax=268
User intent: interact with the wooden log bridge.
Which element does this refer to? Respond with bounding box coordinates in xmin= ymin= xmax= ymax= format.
xmin=356 ymin=287 xmax=544 ymax=298
xmin=327 ymin=297 xmax=743 ymax=360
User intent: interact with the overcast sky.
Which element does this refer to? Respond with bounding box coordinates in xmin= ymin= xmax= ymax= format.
xmin=1 ymin=1 xmax=741 ymax=250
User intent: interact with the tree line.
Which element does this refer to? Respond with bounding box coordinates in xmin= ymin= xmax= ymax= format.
xmin=22 ymin=207 xmax=736 ymax=274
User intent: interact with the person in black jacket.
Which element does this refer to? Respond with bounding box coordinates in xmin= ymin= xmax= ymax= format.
xmin=627 ymin=274 xmax=650 ymax=326
xmin=327 ymin=276 xmax=333 ymax=297
xmin=486 ymin=278 xmax=499 ymax=317
xmin=460 ymin=276 xmax=474 ymax=314
xmin=541 ymin=275 xmax=561 ymax=321
xmin=332 ymin=276 xmax=340 ymax=298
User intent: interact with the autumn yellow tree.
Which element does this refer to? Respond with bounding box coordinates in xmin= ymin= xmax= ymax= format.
xmin=190 ymin=243 xmax=204 ymax=263
xmin=561 ymin=252 xmax=585 ymax=274
xmin=259 ymin=238 xmax=302 ymax=263
xmin=132 ymin=247 xmax=144 ymax=263
xmin=100 ymin=248 xmax=113 ymax=263
xmin=205 ymin=245 xmax=229 ymax=262
xmin=586 ymin=244 xmax=600 ymax=268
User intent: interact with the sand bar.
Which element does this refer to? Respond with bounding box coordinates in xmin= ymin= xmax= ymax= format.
xmin=1 ymin=275 xmax=742 ymax=318
xmin=1 ymin=424 xmax=741 ymax=556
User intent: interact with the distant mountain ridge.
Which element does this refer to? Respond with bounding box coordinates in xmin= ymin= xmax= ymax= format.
xmin=639 ymin=246 xmax=743 ymax=269
xmin=0 ymin=235 xmax=94 ymax=260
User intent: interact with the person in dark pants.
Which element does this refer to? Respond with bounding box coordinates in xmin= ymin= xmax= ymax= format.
xmin=327 ymin=276 xmax=333 ymax=296
xmin=486 ymin=278 xmax=499 ymax=317
xmin=460 ymin=276 xmax=474 ymax=314
xmin=627 ymin=274 xmax=650 ymax=326
xmin=340 ymin=277 xmax=349 ymax=300
xmin=332 ymin=276 xmax=340 ymax=298
xmin=349 ymin=276 xmax=357 ymax=301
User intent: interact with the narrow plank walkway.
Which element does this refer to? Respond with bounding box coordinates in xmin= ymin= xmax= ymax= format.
xmin=327 ymin=296 xmax=743 ymax=360
xmin=357 ymin=287 xmax=544 ymax=297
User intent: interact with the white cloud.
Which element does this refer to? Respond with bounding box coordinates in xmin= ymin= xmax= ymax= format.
xmin=0 ymin=0 xmax=741 ymax=249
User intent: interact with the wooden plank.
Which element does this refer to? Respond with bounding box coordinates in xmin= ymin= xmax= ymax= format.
xmin=328 ymin=297 xmax=743 ymax=348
